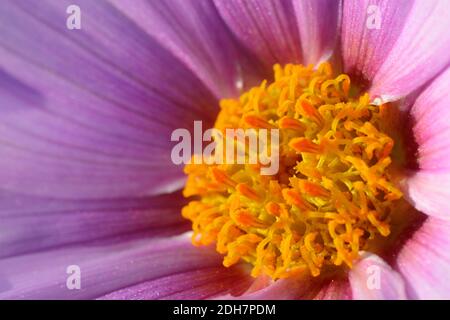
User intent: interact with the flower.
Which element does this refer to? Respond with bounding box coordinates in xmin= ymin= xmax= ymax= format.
xmin=1 ymin=0 xmax=450 ymax=300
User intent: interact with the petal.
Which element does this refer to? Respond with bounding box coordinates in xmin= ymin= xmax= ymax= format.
xmin=0 ymin=190 xmax=189 ymax=258
xmin=213 ymin=0 xmax=303 ymax=69
xmin=341 ymin=0 xmax=450 ymax=100
xmin=349 ymin=252 xmax=407 ymax=300
xmin=313 ymin=279 xmax=352 ymax=300
xmin=109 ymin=0 xmax=263 ymax=98
xmin=409 ymin=66 xmax=450 ymax=171
xmin=400 ymin=66 xmax=450 ymax=219
xmin=0 ymin=0 xmax=217 ymax=199
xmin=401 ymin=171 xmax=450 ymax=220
xmin=0 ymin=233 xmax=224 ymax=299
xmin=292 ymin=0 xmax=341 ymax=65
xmin=98 ymin=265 xmax=252 ymax=300
xmin=396 ymin=217 xmax=450 ymax=299
xmin=215 ymin=275 xmax=322 ymax=300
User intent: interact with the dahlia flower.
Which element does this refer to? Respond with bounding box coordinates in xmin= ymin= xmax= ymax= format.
xmin=1 ymin=0 xmax=450 ymax=300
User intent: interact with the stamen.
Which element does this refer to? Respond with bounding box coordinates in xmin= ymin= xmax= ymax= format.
xmin=295 ymin=99 xmax=324 ymax=126
xmin=289 ymin=138 xmax=322 ymax=154
xmin=243 ymin=115 xmax=276 ymax=129
xmin=211 ymin=167 xmax=236 ymax=188
xmin=182 ymin=62 xmax=403 ymax=279
xmin=279 ymin=117 xmax=306 ymax=132
xmin=236 ymin=183 xmax=261 ymax=201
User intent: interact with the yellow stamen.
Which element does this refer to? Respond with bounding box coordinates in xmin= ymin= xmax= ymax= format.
xmin=182 ymin=62 xmax=402 ymax=279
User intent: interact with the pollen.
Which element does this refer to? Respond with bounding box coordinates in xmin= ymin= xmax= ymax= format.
xmin=181 ymin=62 xmax=402 ymax=279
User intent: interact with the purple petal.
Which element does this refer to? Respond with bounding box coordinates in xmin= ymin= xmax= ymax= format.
xmin=109 ymin=0 xmax=263 ymax=98
xmin=341 ymin=0 xmax=450 ymax=100
xmin=213 ymin=0 xmax=303 ymax=69
xmin=349 ymin=252 xmax=407 ymax=300
xmin=292 ymin=0 xmax=341 ymax=65
xmin=396 ymin=217 xmax=450 ymax=299
xmin=0 ymin=190 xmax=189 ymax=259
xmin=400 ymin=66 xmax=450 ymax=219
xmin=0 ymin=233 xmax=224 ymax=299
xmin=0 ymin=0 xmax=217 ymax=199
xmin=98 ymin=265 xmax=252 ymax=300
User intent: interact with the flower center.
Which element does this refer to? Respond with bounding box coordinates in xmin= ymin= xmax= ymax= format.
xmin=182 ymin=62 xmax=403 ymax=279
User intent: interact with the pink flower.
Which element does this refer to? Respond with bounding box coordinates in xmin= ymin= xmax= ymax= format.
xmin=1 ymin=0 xmax=450 ymax=299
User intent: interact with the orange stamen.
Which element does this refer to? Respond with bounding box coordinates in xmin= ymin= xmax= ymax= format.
xmin=289 ymin=138 xmax=321 ymax=154
xmin=243 ymin=115 xmax=276 ymax=129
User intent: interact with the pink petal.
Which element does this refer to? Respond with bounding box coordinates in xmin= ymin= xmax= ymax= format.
xmin=349 ymin=252 xmax=407 ymax=300
xmin=410 ymin=66 xmax=450 ymax=171
xmin=341 ymin=0 xmax=450 ymax=100
xmin=215 ymin=276 xmax=322 ymax=300
xmin=396 ymin=217 xmax=450 ymax=299
xmin=401 ymin=171 xmax=450 ymax=220
xmin=0 ymin=233 xmax=223 ymax=299
xmin=313 ymin=279 xmax=352 ymax=300
xmin=400 ymin=66 xmax=450 ymax=219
